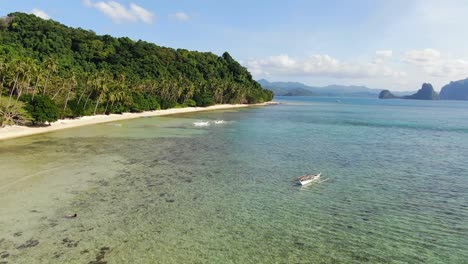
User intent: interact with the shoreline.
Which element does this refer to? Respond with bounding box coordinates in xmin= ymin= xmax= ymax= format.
xmin=0 ymin=102 xmax=278 ymax=141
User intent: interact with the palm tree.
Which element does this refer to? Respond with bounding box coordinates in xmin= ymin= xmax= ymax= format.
xmin=42 ymin=57 xmax=58 ymax=96
xmin=8 ymin=59 xmax=24 ymax=104
xmin=93 ymin=71 xmax=110 ymax=115
xmin=0 ymin=59 xmax=7 ymax=100
xmin=15 ymin=57 xmax=37 ymax=103
xmin=63 ymin=71 xmax=77 ymax=111
xmin=31 ymin=64 xmax=44 ymax=100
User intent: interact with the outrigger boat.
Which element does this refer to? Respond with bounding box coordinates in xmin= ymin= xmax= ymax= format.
xmin=296 ymin=172 xmax=321 ymax=186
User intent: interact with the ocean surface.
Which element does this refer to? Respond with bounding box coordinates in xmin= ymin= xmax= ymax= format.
xmin=0 ymin=97 xmax=467 ymax=263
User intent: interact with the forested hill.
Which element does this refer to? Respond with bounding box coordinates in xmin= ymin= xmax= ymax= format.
xmin=0 ymin=12 xmax=272 ymax=127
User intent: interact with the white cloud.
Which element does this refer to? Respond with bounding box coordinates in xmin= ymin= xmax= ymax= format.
xmin=404 ymin=48 xmax=441 ymax=66
xmin=31 ymin=8 xmax=50 ymax=20
xmin=83 ymin=0 xmax=155 ymax=24
xmin=376 ymin=50 xmax=393 ymax=58
xmin=169 ymin=12 xmax=190 ymax=22
xmin=246 ymin=54 xmax=406 ymax=79
xmin=404 ymin=48 xmax=468 ymax=77
xmin=130 ymin=4 xmax=154 ymax=24
xmin=374 ymin=50 xmax=393 ymax=64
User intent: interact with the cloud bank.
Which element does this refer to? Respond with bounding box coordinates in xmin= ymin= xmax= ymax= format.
xmin=246 ymin=52 xmax=406 ymax=79
xmin=404 ymin=48 xmax=468 ymax=78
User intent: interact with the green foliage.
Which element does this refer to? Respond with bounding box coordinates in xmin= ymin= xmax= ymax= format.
xmin=193 ymin=92 xmax=215 ymax=107
xmin=158 ymin=98 xmax=177 ymax=110
xmin=129 ymin=93 xmax=160 ymax=112
xmin=25 ymin=95 xmax=60 ymax=125
xmin=0 ymin=12 xmax=273 ymax=126
xmin=0 ymin=97 xmax=31 ymax=127
xmin=185 ymin=99 xmax=197 ymax=107
xmin=66 ymin=98 xmax=93 ymax=118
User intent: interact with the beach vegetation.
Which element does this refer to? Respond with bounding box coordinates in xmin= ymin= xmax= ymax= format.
xmin=24 ymin=95 xmax=60 ymax=125
xmin=0 ymin=97 xmax=31 ymax=127
xmin=0 ymin=12 xmax=273 ymax=127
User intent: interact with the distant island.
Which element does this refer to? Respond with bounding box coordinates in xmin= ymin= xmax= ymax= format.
xmin=379 ymin=79 xmax=468 ymax=101
xmin=0 ymin=12 xmax=273 ymax=128
xmin=440 ymin=78 xmax=468 ymax=100
xmin=258 ymin=79 xmax=412 ymax=98
xmin=379 ymin=83 xmax=439 ymax=100
xmin=261 ymin=76 xmax=468 ymax=101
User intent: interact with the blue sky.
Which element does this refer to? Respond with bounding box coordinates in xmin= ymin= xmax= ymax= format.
xmin=2 ymin=0 xmax=468 ymax=91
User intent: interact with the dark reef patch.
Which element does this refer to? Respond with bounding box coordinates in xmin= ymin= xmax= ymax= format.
xmin=89 ymin=246 xmax=111 ymax=264
xmin=294 ymin=242 xmax=305 ymax=247
xmin=17 ymin=239 xmax=39 ymax=249
xmin=62 ymin=238 xmax=80 ymax=248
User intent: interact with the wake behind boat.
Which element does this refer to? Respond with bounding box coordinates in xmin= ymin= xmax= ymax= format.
xmin=296 ymin=172 xmax=321 ymax=186
xmin=193 ymin=121 xmax=210 ymax=127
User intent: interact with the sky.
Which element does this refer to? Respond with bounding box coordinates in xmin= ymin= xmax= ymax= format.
xmin=2 ymin=0 xmax=468 ymax=91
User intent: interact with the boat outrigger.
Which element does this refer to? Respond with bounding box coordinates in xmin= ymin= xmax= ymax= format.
xmin=296 ymin=173 xmax=321 ymax=186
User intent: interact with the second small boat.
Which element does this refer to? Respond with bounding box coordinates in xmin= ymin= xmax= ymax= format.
xmin=296 ymin=172 xmax=321 ymax=186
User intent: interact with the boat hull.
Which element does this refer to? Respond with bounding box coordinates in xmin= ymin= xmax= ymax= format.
xmin=298 ymin=174 xmax=321 ymax=185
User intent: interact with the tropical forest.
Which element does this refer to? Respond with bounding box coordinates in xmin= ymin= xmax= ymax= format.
xmin=0 ymin=12 xmax=273 ymax=127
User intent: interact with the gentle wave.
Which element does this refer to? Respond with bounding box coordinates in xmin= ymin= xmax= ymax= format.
xmin=193 ymin=121 xmax=210 ymax=127
xmin=193 ymin=120 xmax=227 ymax=127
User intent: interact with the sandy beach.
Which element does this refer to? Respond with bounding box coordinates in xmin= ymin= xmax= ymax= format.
xmin=0 ymin=102 xmax=277 ymax=141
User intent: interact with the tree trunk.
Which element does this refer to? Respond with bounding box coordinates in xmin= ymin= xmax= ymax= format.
xmin=84 ymin=90 xmax=93 ymax=109
xmin=104 ymin=101 xmax=109 ymax=114
xmin=43 ymin=73 xmax=50 ymax=96
xmin=9 ymin=73 xmax=20 ymax=104
xmin=15 ymin=76 xmax=30 ymax=104
xmin=93 ymin=94 xmax=102 ymax=115
xmin=64 ymin=85 xmax=72 ymax=111
xmin=77 ymin=88 xmax=87 ymax=104
xmin=32 ymin=77 xmax=39 ymax=100
xmin=52 ymin=81 xmax=66 ymax=99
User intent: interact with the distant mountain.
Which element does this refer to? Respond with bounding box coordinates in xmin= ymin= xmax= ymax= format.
xmin=258 ymin=79 xmax=411 ymax=98
xmin=379 ymin=83 xmax=439 ymax=100
xmin=283 ymin=88 xmax=316 ymax=96
xmin=440 ymin=78 xmax=468 ymax=100
xmin=379 ymin=90 xmax=399 ymax=99
xmin=404 ymin=83 xmax=439 ymax=100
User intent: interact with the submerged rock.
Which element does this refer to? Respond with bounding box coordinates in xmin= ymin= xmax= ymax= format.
xmin=0 ymin=251 xmax=9 ymax=258
xmin=17 ymin=239 xmax=39 ymax=249
xmin=89 ymin=246 xmax=111 ymax=264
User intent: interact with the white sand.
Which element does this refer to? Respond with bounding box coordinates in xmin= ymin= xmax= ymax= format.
xmin=0 ymin=102 xmax=277 ymax=141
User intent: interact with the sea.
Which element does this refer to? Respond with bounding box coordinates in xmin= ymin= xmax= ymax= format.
xmin=0 ymin=96 xmax=467 ymax=263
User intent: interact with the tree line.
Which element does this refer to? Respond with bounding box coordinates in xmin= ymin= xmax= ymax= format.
xmin=0 ymin=12 xmax=273 ymax=127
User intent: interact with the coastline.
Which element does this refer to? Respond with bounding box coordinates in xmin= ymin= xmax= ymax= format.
xmin=0 ymin=102 xmax=278 ymax=141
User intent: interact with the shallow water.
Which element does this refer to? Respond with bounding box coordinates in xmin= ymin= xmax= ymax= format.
xmin=0 ymin=98 xmax=467 ymax=263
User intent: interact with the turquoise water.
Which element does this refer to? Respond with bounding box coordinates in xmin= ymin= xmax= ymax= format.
xmin=0 ymin=97 xmax=467 ymax=263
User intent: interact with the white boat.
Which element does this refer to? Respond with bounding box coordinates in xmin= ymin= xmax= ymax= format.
xmin=193 ymin=121 xmax=210 ymax=127
xmin=297 ymin=173 xmax=321 ymax=185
